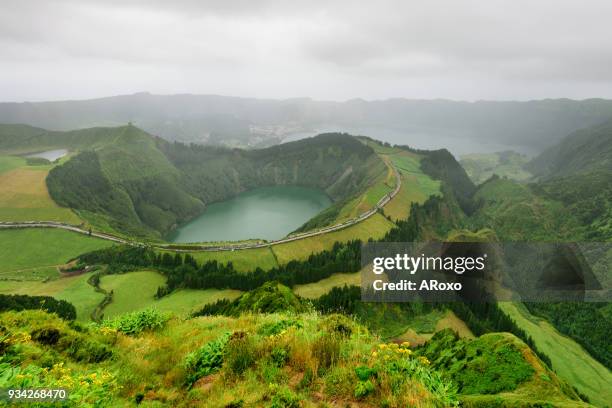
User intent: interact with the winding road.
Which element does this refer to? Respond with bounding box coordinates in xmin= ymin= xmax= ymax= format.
xmin=0 ymin=162 xmax=401 ymax=252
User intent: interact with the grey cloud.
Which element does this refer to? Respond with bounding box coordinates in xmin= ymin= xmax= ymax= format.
xmin=1 ymin=0 xmax=612 ymax=101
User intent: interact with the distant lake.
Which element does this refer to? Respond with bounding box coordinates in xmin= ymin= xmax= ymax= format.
xmin=26 ymin=149 xmax=68 ymax=162
xmin=282 ymin=125 xmax=537 ymax=157
xmin=166 ymin=186 xmax=332 ymax=243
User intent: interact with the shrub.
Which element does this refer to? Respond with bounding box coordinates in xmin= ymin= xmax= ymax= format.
xmin=57 ymin=334 xmax=113 ymax=363
xmin=355 ymin=365 xmax=377 ymax=381
xmin=224 ymin=333 xmax=257 ymax=376
xmin=269 ymin=384 xmax=301 ymax=408
xmin=257 ymin=318 xmax=303 ymax=337
xmin=28 ymin=325 xmax=112 ymax=363
xmin=318 ymin=314 xmax=355 ymax=337
xmin=270 ymin=346 xmax=289 ymax=367
xmin=103 ymin=308 xmax=170 ymax=336
xmin=184 ymin=332 xmax=230 ymax=387
xmin=312 ymin=334 xmax=341 ymax=372
xmin=354 ymin=379 xmax=375 ymax=398
xmin=31 ymin=326 xmax=61 ymax=345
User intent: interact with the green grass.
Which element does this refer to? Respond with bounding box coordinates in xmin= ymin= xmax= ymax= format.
xmin=0 ymin=163 xmax=82 ymax=223
xmin=150 ymin=288 xmax=242 ymax=315
xmin=100 ymin=270 xmax=242 ymax=318
xmin=0 ymin=155 xmax=26 ymax=174
xmin=460 ymin=151 xmax=532 ymax=185
xmin=55 ymin=273 xmax=105 ymax=322
xmin=272 ymin=213 xmax=395 ymax=264
xmin=0 ymin=273 xmax=105 ymax=321
xmin=174 ymin=247 xmax=278 ymax=273
xmin=293 ymin=272 xmax=361 ymax=299
xmin=0 ymin=229 xmax=114 ymax=280
xmin=499 ymin=302 xmax=612 ymax=407
xmin=470 ymin=178 xmax=582 ymax=241
xmin=100 ymin=271 xmax=167 ymax=318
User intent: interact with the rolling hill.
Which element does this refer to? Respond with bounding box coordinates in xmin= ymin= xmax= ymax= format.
xmin=1 ymin=124 xmax=386 ymax=238
xmin=527 ymin=119 xmax=612 ymax=179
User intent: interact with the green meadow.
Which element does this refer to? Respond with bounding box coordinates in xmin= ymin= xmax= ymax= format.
xmin=100 ymin=270 xmax=242 ymax=318
xmin=499 ymin=302 xmax=612 ymax=407
xmin=0 ymin=155 xmax=81 ymax=224
xmin=0 ymin=229 xmax=113 ymax=280
xmin=185 ymin=247 xmax=278 ymax=273
xmin=293 ymin=272 xmax=361 ymax=299
xmin=0 ymin=273 xmax=104 ymax=321
xmin=272 ymin=213 xmax=395 ymax=264
xmin=0 ymin=155 xmax=26 ymax=174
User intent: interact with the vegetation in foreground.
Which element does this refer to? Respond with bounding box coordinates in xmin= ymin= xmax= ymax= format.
xmin=0 ymin=306 xmax=589 ymax=408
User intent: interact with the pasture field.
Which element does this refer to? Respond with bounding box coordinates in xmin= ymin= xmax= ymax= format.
xmin=100 ymin=271 xmax=166 ymax=317
xmin=0 ymin=273 xmax=104 ymax=322
xmin=293 ymin=272 xmax=361 ymax=299
xmin=499 ymin=302 xmax=612 ymax=407
xmin=100 ymin=270 xmax=241 ymax=318
xmin=394 ymin=311 xmax=475 ymax=346
xmin=0 ymin=155 xmax=27 ymax=174
xmin=272 ymin=213 xmax=395 ymax=264
xmin=0 ymin=160 xmax=81 ymax=223
xmin=178 ymin=246 xmax=278 ymax=273
xmin=0 ymin=229 xmax=113 ymax=280
xmin=144 ymin=288 xmax=242 ymax=315
xmin=55 ymin=273 xmax=105 ymax=322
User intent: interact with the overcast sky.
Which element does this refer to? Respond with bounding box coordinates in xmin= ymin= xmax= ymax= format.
xmin=2 ymin=0 xmax=612 ymax=102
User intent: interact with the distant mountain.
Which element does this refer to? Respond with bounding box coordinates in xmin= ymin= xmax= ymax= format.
xmin=2 ymin=93 xmax=612 ymax=152
xmin=527 ymin=119 xmax=612 ymax=179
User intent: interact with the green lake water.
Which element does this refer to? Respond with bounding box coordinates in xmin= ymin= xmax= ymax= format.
xmin=166 ymin=186 xmax=332 ymax=243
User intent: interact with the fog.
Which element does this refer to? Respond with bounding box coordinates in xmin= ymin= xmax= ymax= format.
xmin=2 ymin=0 xmax=612 ymax=102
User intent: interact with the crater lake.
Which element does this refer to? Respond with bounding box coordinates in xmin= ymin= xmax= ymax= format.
xmin=166 ymin=186 xmax=332 ymax=243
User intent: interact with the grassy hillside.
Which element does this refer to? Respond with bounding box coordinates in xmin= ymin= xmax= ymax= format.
xmin=0 ymin=229 xmax=113 ymax=280
xmin=0 ymin=155 xmax=81 ymax=223
xmin=0 ymin=308 xmax=590 ymax=407
xmin=0 ymin=273 xmax=104 ymax=322
xmin=272 ymin=213 xmax=394 ymax=264
xmin=460 ymin=151 xmax=532 ymax=184
xmin=45 ymin=126 xmax=204 ymax=238
xmin=499 ymin=303 xmax=612 ymax=407
xmin=528 ymin=119 xmax=612 ymax=179
xmin=4 ymin=123 xmax=385 ymax=239
xmin=470 ymin=177 xmax=583 ymax=241
xmin=99 ymin=271 xmax=241 ymax=319
xmin=531 ymin=171 xmax=612 ymax=240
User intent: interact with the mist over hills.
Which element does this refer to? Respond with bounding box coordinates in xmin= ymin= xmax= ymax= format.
xmin=2 ymin=93 xmax=612 ymax=154
xmin=527 ymin=119 xmax=612 ymax=179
